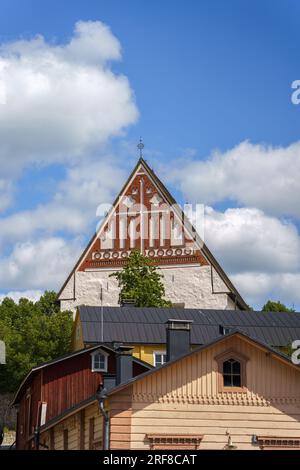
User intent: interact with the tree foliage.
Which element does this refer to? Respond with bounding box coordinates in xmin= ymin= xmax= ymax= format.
xmin=110 ymin=250 xmax=172 ymax=307
xmin=262 ymin=300 xmax=295 ymax=312
xmin=0 ymin=291 xmax=73 ymax=393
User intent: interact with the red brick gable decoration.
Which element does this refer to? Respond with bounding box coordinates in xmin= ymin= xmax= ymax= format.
xmin=57 ymin=156 xmax=248 ymax=310
xmin=79 ymin=160 xmax=208 ymax=271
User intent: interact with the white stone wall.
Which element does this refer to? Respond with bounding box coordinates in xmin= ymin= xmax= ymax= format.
xmin=60 ymin=264 xmax=234 ymax=315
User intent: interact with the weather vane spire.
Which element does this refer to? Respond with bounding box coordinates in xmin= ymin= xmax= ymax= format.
xmin=137 ymin=137 xmax=144 ymax=158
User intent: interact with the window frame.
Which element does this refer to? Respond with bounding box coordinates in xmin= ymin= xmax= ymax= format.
xmin=91 ymin=349 xmax=109 ymax=372
xmin=153 ymin=350 xmax=167 ymax=367
xmin=214 ymin=349 xmax=249 ymax=393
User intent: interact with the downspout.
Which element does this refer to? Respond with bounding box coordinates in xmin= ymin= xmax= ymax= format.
xmin=96 ymin=389 xmax=110 ymax=450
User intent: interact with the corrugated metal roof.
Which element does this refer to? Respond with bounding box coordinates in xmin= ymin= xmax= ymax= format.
xmin=78 ymin=306 xmax=300 ymax=347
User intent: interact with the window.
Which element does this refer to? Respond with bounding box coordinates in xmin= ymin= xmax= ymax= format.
xmin=91 ymin=350 xmax=108 ymax=372
xmin=223 ymin=358 xmax=241 ymax=387
xmin=214 ymin=349 xmax=248 ymax=392
xmin=154 ymin=351 xmax=167 ymax=367
xmin=219 ymin=325 xmax=231 ymax=336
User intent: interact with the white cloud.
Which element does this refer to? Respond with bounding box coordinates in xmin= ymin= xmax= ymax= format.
xmin=54 ymin=157 xmax=126 ymax=210
xmin=0 ymin=290 xmax=43 ymax=303
xmin=0 ymin=179 xmax=14 ymax=212
xmin=203 ymin=207 xmax=300 ymax=309
xmin=204 ymin=206 xmax=300 ymax=274
xmin=0 ymin=20 xmax=138 ymax=178
xmin=0 ymin=237 xmax=82 ymax=290
xmin=0 ymin=157 xmax=127 ymax=247
xmin=0 ymin=20 xmax=138 ymax=295
xmin=169 ymin=141 xmax=300 ymax=219
xmin=230 ymin=272 xmax=300 ymax=310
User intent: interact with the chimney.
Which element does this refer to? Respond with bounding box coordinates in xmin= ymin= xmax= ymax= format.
xmin=166 ymin=319 xmax=193 ymax=361
xmin=120 ymin=298 xmax=136 ymax=307
xmin=115 ymin=345 xmax=133 ymax=385
xmin=102 ymin=374 xmax=116 ymax=392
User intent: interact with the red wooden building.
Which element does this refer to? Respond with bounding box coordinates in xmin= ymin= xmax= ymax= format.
xmin=12 ymin=344 xmax=150 ymax=449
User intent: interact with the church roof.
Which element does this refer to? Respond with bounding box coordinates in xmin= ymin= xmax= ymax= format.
xmin=78 ymin=305 xmax=300 ymax=348
xmin=58 ymin=157 xmax=248 ymax=309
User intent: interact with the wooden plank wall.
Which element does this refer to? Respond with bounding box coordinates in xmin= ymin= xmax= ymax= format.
xmin=110 ymin=336 xmax=300 ymax=450
xmin=110 ymin=386 xmax=133 ymax=450
xmin=40 ymin=402 xmax=103 ymax=450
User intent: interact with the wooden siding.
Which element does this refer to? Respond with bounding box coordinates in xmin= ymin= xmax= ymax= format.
xmin=40 ymin=401 xmax=103 ymax=450
xmin=132 ymin=336 xmax=300 ymax=402
xmin=84 ymin=402 xmax=103 ymax=450
xmin=110 ymin=335 xmax=300 ymax=450
xmin=110 ymin=386 xmax=133 ymax=450
xmin=16 ymin=370 xmax=42 ymax=450
xmin=42 ymin=353 xmax=106 ymax=421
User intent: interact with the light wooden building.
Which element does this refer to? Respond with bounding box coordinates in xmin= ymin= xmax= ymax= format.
xmin=39 ymin=330 xmax=300 ymax=450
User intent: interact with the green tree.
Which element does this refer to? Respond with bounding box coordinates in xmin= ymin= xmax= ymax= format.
xmin=110 ymin=250 xmax=172 ymax=307
xmin=262 ymin=300 xmax=295 ymax=312
xmin=0 ymin=291 xmax=73 ymax=393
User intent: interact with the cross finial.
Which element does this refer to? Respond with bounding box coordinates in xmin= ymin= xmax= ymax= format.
xmin=137 ymin=137 xmax=144 ymax=158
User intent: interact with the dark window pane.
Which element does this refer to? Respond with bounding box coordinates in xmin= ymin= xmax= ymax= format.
xmin=223 ymin=361 xmax=231 ymax=374
xmin=232 ymin=375 xmax=241 ymax=387
xmin=232 ymin=361 xmax=241 ymax=374
xmin=223 ymin=374 xmax=232 ymax=386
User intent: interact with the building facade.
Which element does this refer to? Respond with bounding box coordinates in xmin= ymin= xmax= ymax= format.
xmin=37 ymin=331 xmax=300 ymax=450
xmin=12 ymin=345 xmax=150 ymax=450
xmin=58 ymin=158 xmax=247 ymax=314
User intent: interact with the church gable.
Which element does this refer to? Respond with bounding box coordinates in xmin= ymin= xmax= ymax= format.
xmin=78 ymin=160 xmax=208 ymax=271
xmin=58 ymin=157 xmax=248 ymax=310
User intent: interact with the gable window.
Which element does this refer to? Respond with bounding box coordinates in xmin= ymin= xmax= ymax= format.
xmin=223 ymin=359 xmax=241 ymax=387
xmin=214 ymin=349 xmax=248 ymax=392
xmin=154 ymin=351 xmax=167 ymax=367
xmin=91 ymin=350 xmax=108 ymax=372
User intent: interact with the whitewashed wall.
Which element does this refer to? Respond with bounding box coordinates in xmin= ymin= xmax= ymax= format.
xmin=59 ymin=265 xmax=234 ymax=315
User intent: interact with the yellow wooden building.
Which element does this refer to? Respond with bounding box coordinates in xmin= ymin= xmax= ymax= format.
xmin=71 ymin=305 xmax=300 ymax=367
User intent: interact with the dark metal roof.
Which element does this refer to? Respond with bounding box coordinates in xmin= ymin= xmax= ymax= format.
xmin=78 ymin=306 xmax=300 ymax=347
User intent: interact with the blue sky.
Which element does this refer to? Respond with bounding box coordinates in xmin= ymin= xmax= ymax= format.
xmin=0 ymin=0 xmax=300 ymax=309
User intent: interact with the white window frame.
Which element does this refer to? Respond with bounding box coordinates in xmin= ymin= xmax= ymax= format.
xmin=91 ymin=349 xmax=109 ymax=372
xmin=153 ymin=350 xmax=167 ymax=367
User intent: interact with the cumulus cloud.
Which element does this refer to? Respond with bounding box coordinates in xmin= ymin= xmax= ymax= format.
xmin=230 ymin=272 xmax=300 ymax=310
xmin=0 ymin=20 xmax=138 ymax=178
xmin=0 ymin=157 xmax=127 ymax=247
xmin=0 ymin=20 xmax=138 ymax=297
xmin=203 ymin=207 xmax=300 ymax=308
xmin=0 ymin=290 xmax=43 ymax=303
xmin=169 ymin=141 xmax=300 ymax=219
xmin=0 ymin=237 xmax=83 ymax=290
xmin=204 ymin=207 xmax=300 ymax=274
xmin=0 ymin=179 xmax=14 ymax=212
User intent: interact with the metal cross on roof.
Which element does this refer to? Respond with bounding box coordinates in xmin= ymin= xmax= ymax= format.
xmin=137 ymin=137 xmax=144 ymax=158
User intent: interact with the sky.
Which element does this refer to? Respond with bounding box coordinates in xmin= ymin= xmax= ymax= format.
xmin=0 ymin=0 xmax=300 ymax=309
